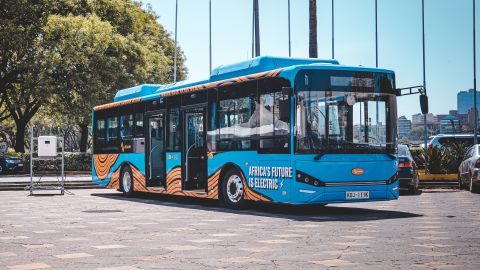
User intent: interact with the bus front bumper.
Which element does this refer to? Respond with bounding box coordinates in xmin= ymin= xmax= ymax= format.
xmin=293 ymin=181 xmax=399 ymax=204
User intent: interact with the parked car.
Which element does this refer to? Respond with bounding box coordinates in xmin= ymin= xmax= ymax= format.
xmin=0 ymin=156 xmax=25 ymax=174
xmin=397 ymin=144 xmax=419 ymax=194
xmin=458 ymin=144 xmax=480 ymax=193
xmin=427 ymin=134 xmax=474 ymax=148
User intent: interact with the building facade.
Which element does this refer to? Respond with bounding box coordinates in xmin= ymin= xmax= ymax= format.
xmin=439 ymin=115 xmax=460 ymax=134
xmin=397 ymin=116 xmax=412 ymax=139
xmin=457 ymin=89 xmax=480 ymax=114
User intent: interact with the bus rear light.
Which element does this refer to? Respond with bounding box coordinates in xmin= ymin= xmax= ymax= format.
xmin=399 ymin=161 xmax=412 ymax=168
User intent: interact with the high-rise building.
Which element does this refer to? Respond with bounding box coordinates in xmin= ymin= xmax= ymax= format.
xmin=440 ymin=115 xmax=460 ymax=134
xmin=411 ymin=113 xmax=438 ymax=127
xmin=397 ymin=116 xmax=412 ymax=139
xmin=457 ymin=89 xmax=480 ymax=114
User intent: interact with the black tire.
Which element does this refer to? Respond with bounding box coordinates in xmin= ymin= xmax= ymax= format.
xmin=408 ymin=185 xmax=417 ymax=195
xmin=458 ymin=174 xmax=464 ymax=190
xmin=0 ymin=165 xmax=4 ymax=175
xmin=472 ymin=182 xmax=480 ymax=194
xmin=120 ymin=165 xmax=135 ymax=197
xmin=468 ymin=175 xmax=473 ymax=191
xmin=221 ymin=168 xmax=247 ymax=210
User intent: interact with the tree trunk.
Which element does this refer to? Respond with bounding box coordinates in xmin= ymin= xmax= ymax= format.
xmin=309 ymin=0 xmax=318 ymax=58
xmin=14 ymin=121 xmax=26 ymax=153
xmin=79 ymin=123 xmax=88 ymax=153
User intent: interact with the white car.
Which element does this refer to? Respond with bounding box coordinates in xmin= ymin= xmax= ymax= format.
xmin=428 ymin=134 xmax=474 ymax=148
xmin=458 ymin=144 xmax=480 ymax=193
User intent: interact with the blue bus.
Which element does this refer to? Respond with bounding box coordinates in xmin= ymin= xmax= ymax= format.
xmin=92 ymin=56 xmax=399 ymax=208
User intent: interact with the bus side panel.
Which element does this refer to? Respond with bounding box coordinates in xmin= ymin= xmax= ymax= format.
xmin=92 ymin=153 xmax=145 ymax=189
xmin=166 ymin=152 xmax=181 ymax=172
xmin=208 ymin=151 xmax=293 ymax=203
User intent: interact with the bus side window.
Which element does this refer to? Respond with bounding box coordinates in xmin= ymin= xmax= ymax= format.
xmin=96 ymin=119 xmax=106 ymax=142
xmin=107 ymin=116 xmax=118 ymax=142
xmin=121 ymin=114 xmax=134 ymax=139
xmin=216 ymin=85 xmax=257 ymax=151
xmin=134 ymin=113 xmax=144 ymax=138
xmin=259 ymin=91 xmax=290 ymax=153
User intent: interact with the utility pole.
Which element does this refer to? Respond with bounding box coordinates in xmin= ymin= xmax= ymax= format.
xmin=375 ymin=0 xmax=379 ymax=136
xmin=288 ymin=0 xmax=291 ymax=57
xmin=422 ymin=0 xmax=428 ymax=149
xmin=474 ymin=0 xmax=478 ymax=144
xmin=173 ymin=0 xmax=178 ymax=83
xmin=375 ymin=0 xmax=378 ymax=68
xmin=253 ymin=0 xmax=260 ymax=57
xmin=309 ymin=0 xmax=318 ymax=58
xmin=332 ymin=0 xmax=334 ymax=59
xmin=209 ymin=0 xmax=212 ymax=74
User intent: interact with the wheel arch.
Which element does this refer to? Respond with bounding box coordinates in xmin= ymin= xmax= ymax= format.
xmin=118 ymin=161 xmax=134 ymax=192
xmin=217 ymin=162 xmax=247 ymax=202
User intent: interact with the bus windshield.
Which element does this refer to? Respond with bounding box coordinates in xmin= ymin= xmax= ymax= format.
xmin=295 ymin=70 xmax=396 ymax=154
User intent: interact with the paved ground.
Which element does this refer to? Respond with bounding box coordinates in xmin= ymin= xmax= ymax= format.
xmin=0 ymin=189 xmax=479 ymax=270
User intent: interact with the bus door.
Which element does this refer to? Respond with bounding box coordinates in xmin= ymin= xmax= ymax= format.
xmin=183 ymin=106 xmax=207 ymax=192
xmin=146 ymin=111 xmax=166 ymax=187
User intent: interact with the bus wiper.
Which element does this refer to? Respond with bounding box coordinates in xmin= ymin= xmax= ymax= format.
xmin=314 ymin=152 xmax=325 ymax=161
xmin=313 ymin=147 xmax=333 ymax=161
xmin=386 ymin=153 xmax=396 ymax=160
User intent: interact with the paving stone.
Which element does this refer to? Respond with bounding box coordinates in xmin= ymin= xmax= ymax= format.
xmin=7 ymin=263 xmax=50 ymax=270
xmin=54 ymin=253 xmax=93 ymax=259
xmin=0 ymin=188 xmax=479 ymax=269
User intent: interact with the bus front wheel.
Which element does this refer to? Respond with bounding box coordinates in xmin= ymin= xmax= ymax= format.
xmin=221 ymin=169 xmax=247 ymax=209
xmin=121 ymin=166 xmax=135 ymax=197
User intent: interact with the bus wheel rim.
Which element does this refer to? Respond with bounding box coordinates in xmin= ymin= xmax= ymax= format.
xmin=123 ymin=171 xmax=132 ymax=193
xmin=226 ymin=174 xmax=243 ymax=203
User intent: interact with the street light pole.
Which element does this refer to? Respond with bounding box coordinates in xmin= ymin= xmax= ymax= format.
xmin=422 ymin=0 xmax=428 ymax=149
xmin=209 ymin=0 xmax=212 ymax=75
xmin=173 ymin=0 xmax=178 ymax=83
xmin=288 ymin=0 xmax=291 ymax=57
xmin=474 ymin=0 xmax=478 ymax=144
xmin=375 ymin=0 xmax=378 ymax=68
xmin=332 ymin=0 xmax=335 ymax=59
xmin=254 ymin=0 xmax=260 ymax=57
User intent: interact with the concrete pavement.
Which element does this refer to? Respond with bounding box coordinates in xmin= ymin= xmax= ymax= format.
xmin=0 ymin=189 xmax=479 ymax=269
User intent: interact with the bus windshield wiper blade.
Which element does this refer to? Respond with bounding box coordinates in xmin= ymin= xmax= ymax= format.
xmin=314 ymin=152 xmax=325 ymax=161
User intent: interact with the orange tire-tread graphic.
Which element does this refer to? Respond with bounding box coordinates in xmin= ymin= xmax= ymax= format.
xmin=94 ymin=154 xmax=119 ymax=180
xmin=112 ymin=165 xmax=270 ymax=202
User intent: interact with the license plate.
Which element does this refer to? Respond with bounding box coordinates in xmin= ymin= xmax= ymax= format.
xmin=17 ymin=164 xmax=23 ymax=166
xmin=346 ymin=191 xmax=369 ymax=200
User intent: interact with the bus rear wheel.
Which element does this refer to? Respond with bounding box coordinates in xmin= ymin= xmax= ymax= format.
xmin=221 ymin=169 xmax=247 ymax=209
xmin=121 ymin=166 xmax=134 ymax=197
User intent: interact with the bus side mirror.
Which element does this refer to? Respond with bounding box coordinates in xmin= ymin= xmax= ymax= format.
xmin=420 ymin=95 xmax=429 ymax=114
xmin=282 ymin=87 xmax=292 ymax=96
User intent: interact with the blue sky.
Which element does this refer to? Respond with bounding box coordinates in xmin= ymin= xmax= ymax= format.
xmin=142 ymin=0 xmax=478 ymax=119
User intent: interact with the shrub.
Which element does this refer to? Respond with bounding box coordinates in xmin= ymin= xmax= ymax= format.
xmin=8 ymin=152 xmax=91 ymax=173
xmin=410 ymin=142 xmax=469 ymax=174
xmin=410 ymin=147 xmax=425 ymax=169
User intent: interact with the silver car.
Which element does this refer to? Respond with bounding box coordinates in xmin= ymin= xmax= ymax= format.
xmin=458 ymin=144 xmax=480 ymax=193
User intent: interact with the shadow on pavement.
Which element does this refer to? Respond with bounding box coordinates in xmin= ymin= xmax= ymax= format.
xmin=91 ymin=191 xmax=423 ymax=223
xmin=399 ymin=189 xmax=423 ymax=196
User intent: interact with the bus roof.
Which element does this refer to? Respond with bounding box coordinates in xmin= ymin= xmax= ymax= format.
xmin=107 ymin=56 xmax=394 ymax=108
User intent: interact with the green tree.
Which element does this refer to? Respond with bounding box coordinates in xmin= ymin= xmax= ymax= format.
xmin=0 ymin=0 xmax=186 ymax=153
xmin=40 ymin=1 xmax=187 ymax=152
